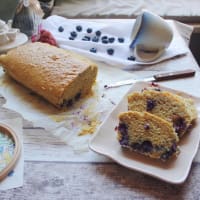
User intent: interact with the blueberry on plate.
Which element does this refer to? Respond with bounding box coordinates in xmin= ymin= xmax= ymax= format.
xmin=107 ymin=48 xmax=114 ymax=55
xmin=87 ymin=28 xmax=93 ymax=33
xmin=58 ymin=26 xmax=64 ymax=32
xmin=76 ymin=25 xmax=82 ymax=32
xmin=90 ymin=47 xmax=97 ymax=53
xmin=118 ymin=37 xmax=125 ymax=43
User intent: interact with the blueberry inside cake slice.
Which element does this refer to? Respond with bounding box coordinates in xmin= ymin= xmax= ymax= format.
xmin=128 ymin=89 xmax=197 ymax=138
xmin=117 ymin=111 xmax=180 ymax=161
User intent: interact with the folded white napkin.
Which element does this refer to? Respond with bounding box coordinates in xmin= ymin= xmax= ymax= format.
xmin=41 ymin=15 xmax=190 ymax=67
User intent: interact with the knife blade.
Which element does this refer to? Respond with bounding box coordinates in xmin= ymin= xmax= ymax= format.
xmin=104 ymin=69 xmax=196 ymax=89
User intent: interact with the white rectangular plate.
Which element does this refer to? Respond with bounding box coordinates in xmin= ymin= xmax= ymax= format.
xmin=89 ymin=81 xmax=200 ymax=184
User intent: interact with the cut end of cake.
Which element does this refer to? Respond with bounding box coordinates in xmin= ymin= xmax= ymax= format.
xmin=117 ymin=111 xmax=180 ymax=161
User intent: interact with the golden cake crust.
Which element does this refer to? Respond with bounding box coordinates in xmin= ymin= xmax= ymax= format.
xmin=0 ymin=42 xmax=98 ymax=108
xmin=128 ymin=89 xmax=197 ymax=137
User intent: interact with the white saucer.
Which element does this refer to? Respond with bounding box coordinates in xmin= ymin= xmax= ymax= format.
xmin=0 ymin=33 xmax=28 ymax=53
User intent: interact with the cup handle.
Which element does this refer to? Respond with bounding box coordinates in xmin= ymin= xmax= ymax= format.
xmin=134 ymin=45 xmax=165 ymax=63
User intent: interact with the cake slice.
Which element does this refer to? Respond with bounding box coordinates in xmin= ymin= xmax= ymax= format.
xmin=128 ymin=89 xmax=197 ymax=137
xmin=117 ymin=111 xmax=180 ymax=161
xmin=0 ymin=42 xmax=98 ymax=108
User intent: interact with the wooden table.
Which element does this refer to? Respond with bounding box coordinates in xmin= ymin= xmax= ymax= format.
xmin=0 ymin=20 xmax=200 ymax=200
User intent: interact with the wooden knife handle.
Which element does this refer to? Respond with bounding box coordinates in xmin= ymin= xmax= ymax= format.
xmin=154 ymin=69 xmax=196 ymax=81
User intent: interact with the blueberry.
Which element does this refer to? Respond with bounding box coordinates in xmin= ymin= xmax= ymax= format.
xmin=76 ymin=25 xmax=82 ymax=32
xmin=144 ymin=123 xmax=150 ymax=130
xmin=119 ymin=134 xmax=129 ymax=146
xmin=69 ymin=37 xmax=74 ymax=40
xmin=101 ymin=36 xmax=108 ymax=40
xmin=87 ymin=28 xmax=93 ymax=33
xmin=95 ymin=30 xmax=101 ymax=36
xmin=90 ymin=47 xmax=97 ymax=53
xmin=172 ymin=115 xmax=186 ymax=136
xmin=131 ymin=142 xmax=141 ymax=151
xmin=75 ymin=92 xmax=81 ymax=100
xmin=70 ymin=31 xmax=77 ymax=38
xmin=118 ymin=37 xmax=124 ymax=43
xmin=102 ymin=39 xmax=108 ymax=44
xmin=146 ymin=99 xmax=156 ymax=111
xmin=66 ymin=99 xmax=73 ymax=107
xmin=171 ymin=142 xmax=177 ymax=153
xmin=140 ymin=141 xmax=153 ymax=153
xmin=62 ymin=99 xmax=73 ymax=107
xmin=107 ymin=48 xmax=114 ymax=55
xmin=161 ymin=143 xmax=177 ymax=160
xmin=82 ymin=36 xmax=91 ymax=41
xmin=118 ymin=123 xmax=128 ymax=136
xmin=108 ymin=37 xmax=115 ymax=43
xmin=92 ymin=36 xmax=99 ymax=42
xmin=127 ymin=56 xmax=135 ymax=61
xmin=118 ymin=123 xmax=129 ymax=146
xmin=58 ymin=26 xmax=64 ymax=32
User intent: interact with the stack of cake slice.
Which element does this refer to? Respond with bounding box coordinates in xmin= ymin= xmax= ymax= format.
xmin=117 ymin=88 xmax=197 ymax=161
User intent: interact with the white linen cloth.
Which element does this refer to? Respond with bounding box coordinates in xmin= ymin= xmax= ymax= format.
xmin=41 ymin=15 xmax=191 ymax=67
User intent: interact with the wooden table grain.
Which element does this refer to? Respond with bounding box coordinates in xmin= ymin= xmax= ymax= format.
xmin=0 ymin=20 xmax=200 ymax=200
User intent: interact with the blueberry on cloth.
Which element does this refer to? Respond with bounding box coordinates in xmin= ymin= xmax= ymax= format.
xmin=101 ymin=35 xmax=108 ymax=40
xmin=127 ymin=56 xmax=135 ymax=61
xmin=102 ymin=39 xmax=108 ymax=44
xmin=107 ymin=48 xmax=114 ymax=55
xmin=70 ymin=31 xmax=77 ymax=38
xmin=92 ymin=36 xmax=99 ymax=42
xmin=108 ymin=37 xmax=115 ymax=43
xmin=76 ymin=25 xmax=82 ymax=32
xmin=118 ymin=37 xmax=125 ymax=43
xmin=90 ymin=47 xmax=97 ymax=53
xmin=87 ymin=28 xmax=93 ymax=33
xmin=58 ymin=26 xmax=64 ymax=32
xmin=82 ymin=36 xmax=91 ymax=41
xmin=95 ymin=30 xmax=101 ymax=36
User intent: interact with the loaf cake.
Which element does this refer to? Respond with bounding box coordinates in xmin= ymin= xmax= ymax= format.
xmin=128 ymin=89 xmax=197 ymax=137
xmin=0 ymin=42 xmax=98 ymax=108
xmin=117 ymin=111 xmax=180 ymax=161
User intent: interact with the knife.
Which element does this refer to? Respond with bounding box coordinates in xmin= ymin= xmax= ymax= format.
xmin=104 ymin=69 xmax=196 ymax=89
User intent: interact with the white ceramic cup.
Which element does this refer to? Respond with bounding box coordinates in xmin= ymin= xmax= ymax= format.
xmin=7 ymin=28 xmax=19 ymax=41
xmin=130 ymin=10 xmax=173 ymax=62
